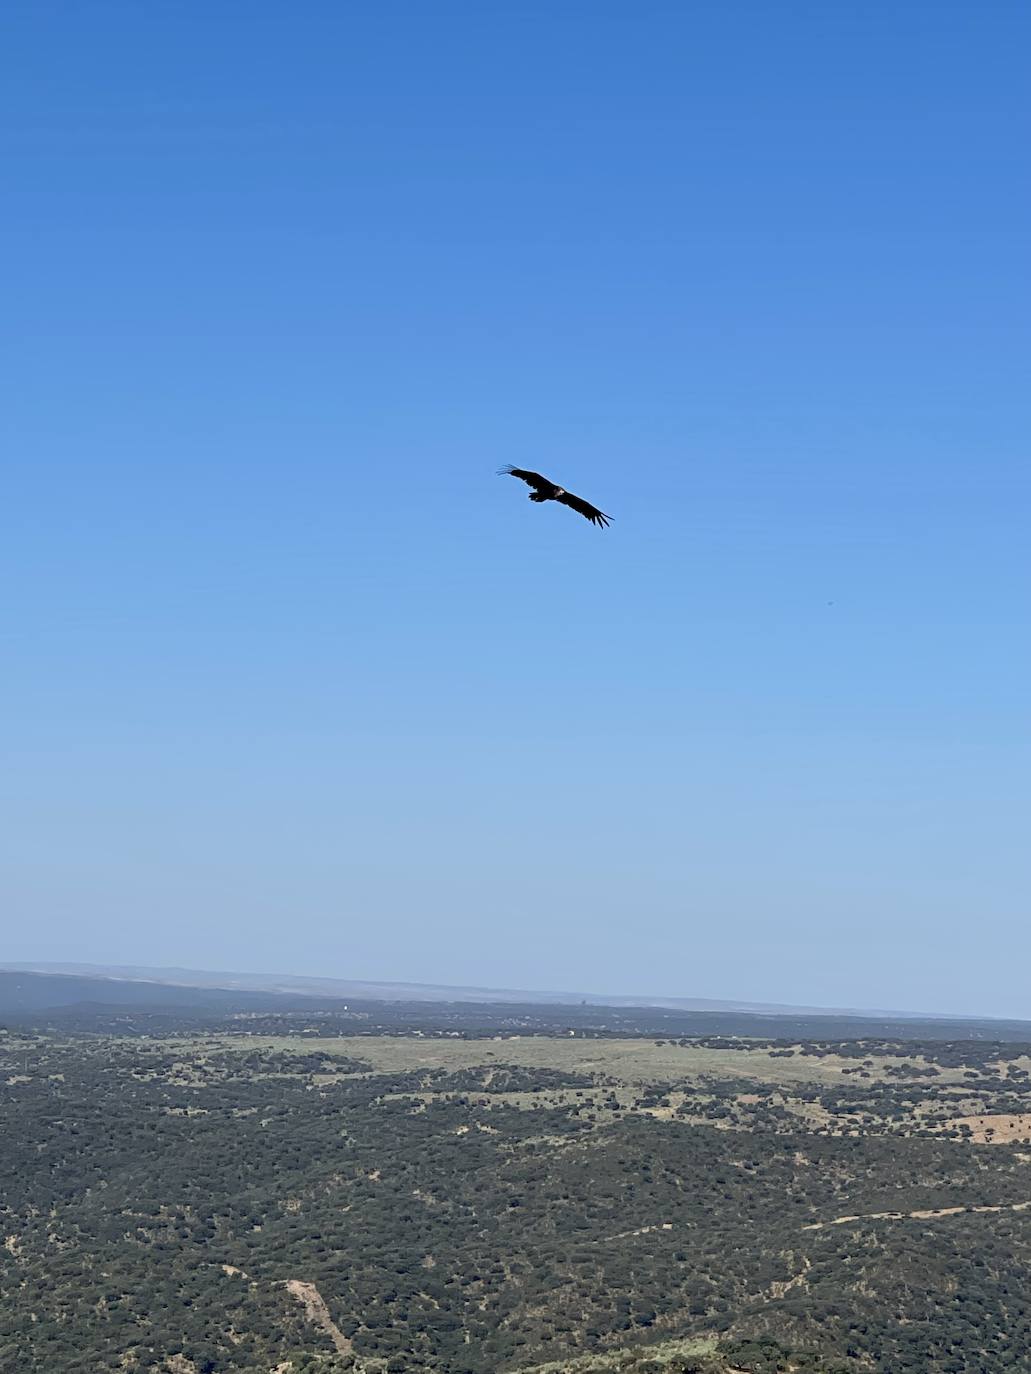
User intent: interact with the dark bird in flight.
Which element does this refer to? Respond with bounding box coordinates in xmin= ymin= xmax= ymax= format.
xmin=498 ymin=466 xmax=612 ymax=528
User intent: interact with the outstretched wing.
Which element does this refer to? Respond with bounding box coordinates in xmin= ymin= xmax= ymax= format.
xmin=498 ymin=465 xmax=556 ymax=495
xmin=557 ymin=489 xmax=612 ymax=528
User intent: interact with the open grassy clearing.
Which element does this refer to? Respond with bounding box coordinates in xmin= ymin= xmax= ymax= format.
xmin=158 ymin=1034 xmax=1030 ymax=1145
xmin=514 ymin=1334 xmax=719 ymax=1374
xmin=390 ymin=1086 xmax=841 ymax=1137
xmin=180 ymin=1034 xmax=979 ymax=1089
xmin=945 ymin=1113 xmax=1031 ymax=1143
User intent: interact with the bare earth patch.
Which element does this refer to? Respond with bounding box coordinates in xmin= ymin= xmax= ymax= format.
xmin=946 ymin=1113 xmax=1031 ymax=1143
xmin=283 ymin=1279 xmax=353 ymax=1356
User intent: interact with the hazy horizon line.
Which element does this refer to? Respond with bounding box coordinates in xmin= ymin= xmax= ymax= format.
xmin=0 ymin=958 xmax=998 ymax=1024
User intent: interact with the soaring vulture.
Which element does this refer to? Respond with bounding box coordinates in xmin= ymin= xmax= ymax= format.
xmin=498 ymin=466 xmax=611 ymax=528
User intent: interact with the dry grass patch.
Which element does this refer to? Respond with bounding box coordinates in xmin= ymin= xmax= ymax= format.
xmin=946 ymin=1113 xmax=1031 ymax=1144
xmin=515 ymin=1333 xmax=718 ymax=1373
xmin=195 ymin=1034 xmax=960 ymax=1090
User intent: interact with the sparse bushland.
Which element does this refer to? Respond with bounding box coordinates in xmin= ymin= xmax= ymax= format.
xmin=2 ymin=1025 xmax=1030 ymax=1373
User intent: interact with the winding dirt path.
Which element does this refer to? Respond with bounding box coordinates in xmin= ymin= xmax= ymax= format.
xmin=803 ymin=1199 xmax=1031 ymax=1231
xmin=597 ymin=1221 xmax=675 ymax=1243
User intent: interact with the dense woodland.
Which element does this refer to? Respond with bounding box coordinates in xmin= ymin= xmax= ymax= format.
xmin=2 ymin=1013 xmax=1031 ymax=1372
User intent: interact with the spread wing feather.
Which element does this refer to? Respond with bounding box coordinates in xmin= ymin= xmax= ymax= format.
xmin=557 ymin=490 xmax=612 ymax=528
xmin=498 ymin=465 xmax=611 ymax=528
xmin=498 ymin=466 xmax=556 ymax=494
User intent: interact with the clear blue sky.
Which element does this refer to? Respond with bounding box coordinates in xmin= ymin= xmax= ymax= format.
xmin=3 ymin=2 xmax=1029 ymax=1017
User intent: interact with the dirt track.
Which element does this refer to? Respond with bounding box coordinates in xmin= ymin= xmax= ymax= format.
xmin=803 ymin=1199 xmax=1031 ymax=1231
xmin=284 ymin=1279 xmax=353 ymax=1355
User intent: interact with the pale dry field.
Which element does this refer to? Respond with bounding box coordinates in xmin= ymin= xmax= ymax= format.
xmin=191 ymin=1033 xmax=980 ymax=1090
xmin=945 ymin=1113 xmax=1031 ymax=1143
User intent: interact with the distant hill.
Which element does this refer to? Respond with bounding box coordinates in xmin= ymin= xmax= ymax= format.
xmin=0 ymin=969 xmax=341 ymax=1017
xmin=3 ymin=965 xmax=1031 ymax=1042
xmin=0 ymin=960 xmax=938 ymax=1019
